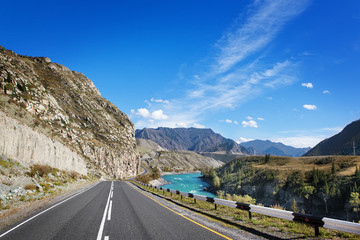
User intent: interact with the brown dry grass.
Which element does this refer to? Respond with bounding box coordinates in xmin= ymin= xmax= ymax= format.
xmin=252 ymin=155 xmax=360 ymax=178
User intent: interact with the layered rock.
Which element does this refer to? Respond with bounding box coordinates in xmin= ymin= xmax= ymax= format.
xmin=0 ymin=111 xmax=87 ymax=174
xmin=0 ymin=46 xmax=139 ymax=178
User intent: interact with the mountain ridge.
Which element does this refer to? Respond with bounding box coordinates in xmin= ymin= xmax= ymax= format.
xmin=135 ymin=127 xmax=249 ymax=155
xmin=240 ymin=139 xmax=311 ymax=157
xmin=304 ymin=119 xmax=360 ymax=156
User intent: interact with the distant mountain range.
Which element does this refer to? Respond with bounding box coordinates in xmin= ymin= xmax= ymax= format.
xmin=240 ymin=140 xmax=311 ymax=157
xmin=304 ymin=119 xmax=360 ymax=156
xmin=135 ymin=127 xmax=309 ymax=157
xmin=135 ymin=127 xmax=249 ymax=155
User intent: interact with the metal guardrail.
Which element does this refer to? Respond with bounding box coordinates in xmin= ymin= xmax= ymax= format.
xmin=134 ymin=181 xmax=360 ymax=236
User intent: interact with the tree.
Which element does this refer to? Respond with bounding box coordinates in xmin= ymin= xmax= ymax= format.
xmin=213 ymin=176 xmax=221 ymax=188
xmin=265 ymin=154 xmax=270 ymax=163
xmin=349 ymin=192 xmax=360 ymax=220
xmin=291 ymin=198 xmax=299 ymax=213
xmin=321 ymin=179 xmax=330 ymax=214
xmin=331 ymin=161 xmax=336 ymax=175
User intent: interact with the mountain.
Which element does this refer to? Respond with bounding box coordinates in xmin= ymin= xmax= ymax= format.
xmin=0 ymin=46 xmax=139 ymax=178
xmin=304 ymin=119 xmax=360 ymax=156
xmin=135 ymin=127 xmax=249 ymax=155
xmin=240 ymin=140 xmax=311 ymax=157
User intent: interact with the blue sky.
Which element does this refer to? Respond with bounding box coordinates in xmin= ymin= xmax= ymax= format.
xmin=2 ymin=0 xmax=360 ymax=147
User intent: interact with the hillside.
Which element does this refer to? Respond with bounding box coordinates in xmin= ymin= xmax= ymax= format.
xmin=136 ymin=138 xmax=165 ymax=159
xmin=143 ymin=150 xmax=223 ymax=173
xmin=0 ymin=46 xmax=139 ymax=179
xmin=203 ymin=155 xmax=360 ymax=221
xmin=135 ymin=127 xmax=249 ymax=155
xmin=240 ymin=140 xmax=311 ymax=157
xmin=305 ymin=119 xmax=360 ymax=156
xmin=136 ymin=138 xmax=223 ymax=172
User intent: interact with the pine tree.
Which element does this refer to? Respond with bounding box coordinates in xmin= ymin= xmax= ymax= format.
xmin=291 ymin=198 xmax=299 ymax=213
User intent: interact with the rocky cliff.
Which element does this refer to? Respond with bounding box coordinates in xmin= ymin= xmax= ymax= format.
xmin=0 ymin=46 xmax=139 ymax=179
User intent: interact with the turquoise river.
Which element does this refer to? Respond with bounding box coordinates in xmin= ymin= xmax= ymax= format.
xmin=161 ymin=172 xmax=216 ymax=198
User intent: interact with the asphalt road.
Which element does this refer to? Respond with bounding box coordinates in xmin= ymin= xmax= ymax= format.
xmin=0 ymin=181 xmax=231 ymax=240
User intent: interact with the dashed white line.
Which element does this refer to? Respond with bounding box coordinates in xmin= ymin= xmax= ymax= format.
xmin=96 ymin=181 xmax=113 ymax=240
xmin=110 ymin=191 xmax=113 ymax=199
xmin=104 ymin=236 xmax=109 ymax=240
xmin=107 ymin=200 xmax=112 ymax=221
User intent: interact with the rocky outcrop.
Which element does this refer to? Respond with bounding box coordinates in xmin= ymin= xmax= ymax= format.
xmin=0 ymin=46 xmax=139 ymax=179
xmin=0 ymin=111 xmax=87 ymax=174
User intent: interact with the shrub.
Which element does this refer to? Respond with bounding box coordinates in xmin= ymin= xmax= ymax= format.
xmin=70 ymin=171 xmax=80 ymax=179
xmin=24 ymin=184 xmax=37 ymax=191
xmin=28 ymin=164 xmax=52 ymax=177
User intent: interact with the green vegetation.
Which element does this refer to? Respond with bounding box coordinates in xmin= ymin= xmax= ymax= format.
xmin=135 ymin=167 xmax=161 ymax=184
xmin=202 ymin=155 xmax=360 ymax=222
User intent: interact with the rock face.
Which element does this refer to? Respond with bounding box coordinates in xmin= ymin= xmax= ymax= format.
xmin=135 ymin=127 xmax=249 ymax=154
xmin=0 ymin=111 xmax=87 ymax=175
xmin=0 ymin=46 xmax=139 ymax=178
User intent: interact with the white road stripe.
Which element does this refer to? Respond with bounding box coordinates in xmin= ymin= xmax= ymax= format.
xmin=96 ymin=181 xmax=113 ymax=240
xmin=110 ymin=191 xmax=113 ymax=199
xmin=104 ymin=236 xmax=109 ymax=240
xmin=107 ymin=200 xmax=112 ymax=221
xmin=0 ymin=182 xmax=100 ymax=238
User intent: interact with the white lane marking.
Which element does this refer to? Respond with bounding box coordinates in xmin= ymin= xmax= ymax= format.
xmin=96 ymin=181 xmax=113 ymax=240
xmin=104 ymin=236 xmax=109 ymax=240
xmin=110 ymin=191 xmax=113 ymax=199
xmin=107 ymin=200 xmax=112 ymax=221
xmin=0 ymin=182 xmax=100 ymax=238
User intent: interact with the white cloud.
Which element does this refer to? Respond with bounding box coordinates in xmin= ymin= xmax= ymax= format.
xmin=303 ymin=104 xmax=317 ymax=110
xmin=215 ymin=0 xmax=310 ymax=73
xmin=132 ymin=108 xmax=168 ymax=120
xmin=151 ymin=110 xmax=169 ymax=120
xmin=301 ymin=82 xmax=313 ymax=88
xmin=257 ymin=117 xmax=264 ymax=121
xmin=242 ymin=120 xmax=258 ymax=128
xmin=150 ymin=98 xmax=169 ymax=104
xmin=193 ymin=123 xmax=206 ymax=128
xmin=323 ymin=90 xmax=330 ymax=94
xmin=220 ymin=119 xmax=239 ymax=125
xmin=237 ymin=137 xmax=254 ymax=143
xmin=134 ymin=108 xmax=150 ymax=118
xmin=246 ymin=116 xmax=253 ymax=120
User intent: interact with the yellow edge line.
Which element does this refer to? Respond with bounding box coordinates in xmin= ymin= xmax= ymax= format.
xmin=126 ymin=182 xmax=232 ymax=240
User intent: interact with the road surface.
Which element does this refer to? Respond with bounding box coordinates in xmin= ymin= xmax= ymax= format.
xmin=0 ymin=181 xmax=231 ymax=240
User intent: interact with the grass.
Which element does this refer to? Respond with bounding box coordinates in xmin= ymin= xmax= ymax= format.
xmin=131 ymin=181 xmax=360 ymax=239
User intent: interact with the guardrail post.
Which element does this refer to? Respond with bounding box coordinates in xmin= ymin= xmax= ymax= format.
xmin=315 ymin=226 xmax=320 ymax=236
xmin=249 ymin=211 xmax=252 ymax=219
xmin=215 ymin=204 xmax=217 ymax=210
xmin=194 ymin=199 xmax=196 ymax=204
